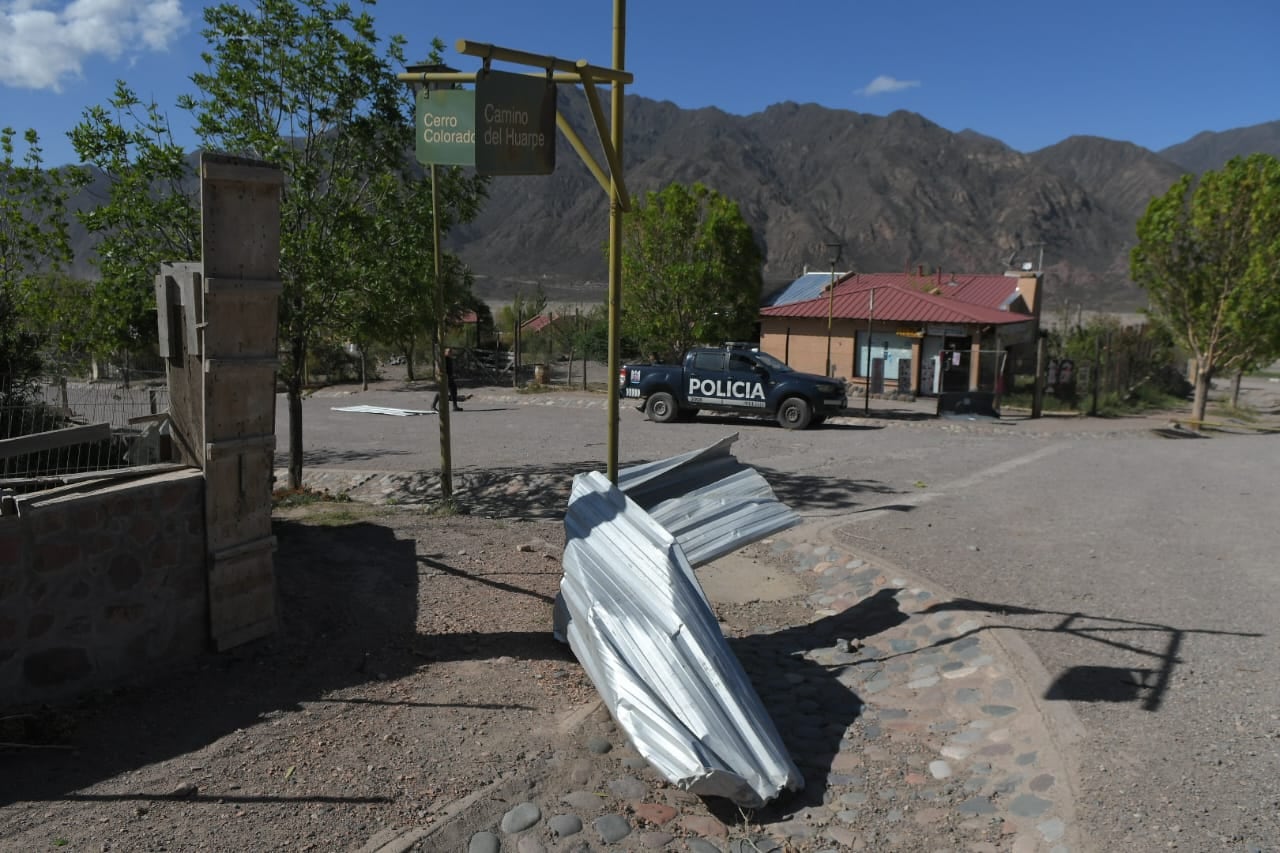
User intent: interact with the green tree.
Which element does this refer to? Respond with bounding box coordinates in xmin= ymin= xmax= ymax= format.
xmin=0 ymin=128 xmax=82 ymax=395
xmin=1131 ymin=154 xmax=1280 ymax=426
xmin=620 ymin=182 xmax=763 ymax=359
xmin=69 ymin=83 xmax=200 ymax=362
xmin=179 ymin=0 xmax=412 ymax=489
xmin=0 ymin=127 xmax=82 ymax=297
xmin=351 ymin=141 xmax=486 ymax=381
xmin=14 ymin=272 xmax=96 ymax=368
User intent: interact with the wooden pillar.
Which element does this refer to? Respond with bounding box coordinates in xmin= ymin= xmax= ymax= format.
xmin=199 ymin=153 xmax=283 ymax=651
xmin=1032 ymin=333 xmax=1046 ymax=418
xmin=910 ymin=339 xmax=922 ymax=396
xmin=969 ymin=333 xmax=982 ymax=391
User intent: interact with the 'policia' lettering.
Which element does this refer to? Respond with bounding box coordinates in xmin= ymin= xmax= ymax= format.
xmin=688 ymin=378 xmax=766 ymax=401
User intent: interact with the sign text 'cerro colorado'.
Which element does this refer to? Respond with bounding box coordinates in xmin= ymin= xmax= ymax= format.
xmin=414 ymin=88 xmax=475 ymax=167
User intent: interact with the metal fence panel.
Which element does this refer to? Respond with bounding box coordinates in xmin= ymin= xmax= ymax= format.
xmin=0 ymin=375 xmax=171 ymax=483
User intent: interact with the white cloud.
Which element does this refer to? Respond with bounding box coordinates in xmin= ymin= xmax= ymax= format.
xmin=856 ymin=75 xmax=922 ymax=97
xmin=0 ymin=0 xmax=186 ymax=91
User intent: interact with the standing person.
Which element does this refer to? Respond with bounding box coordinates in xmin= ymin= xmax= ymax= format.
xmin=431 ymin=347 xmax=461 ymax=411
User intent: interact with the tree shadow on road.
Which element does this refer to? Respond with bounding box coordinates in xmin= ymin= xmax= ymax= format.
xmin=272 ymin=447 xmax=415 ymax=467
xmin=754 ymin=464 xmax=901 ymax=516
xmin=918 ymin=598 xmax=1263 ymax=712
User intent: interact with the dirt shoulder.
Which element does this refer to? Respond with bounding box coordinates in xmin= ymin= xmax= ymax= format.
xmin=0 ymin=506 xmax=596 ymax=851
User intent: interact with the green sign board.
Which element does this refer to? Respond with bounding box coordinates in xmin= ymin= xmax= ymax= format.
xmin=415 ymin=88 xmax=476 ymax=167
xmin=475 ymin=69 xmax=556 ymax=176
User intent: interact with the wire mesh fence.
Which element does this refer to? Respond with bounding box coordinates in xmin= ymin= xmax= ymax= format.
xmin=0 ymin=372 xmax=172 ymax=487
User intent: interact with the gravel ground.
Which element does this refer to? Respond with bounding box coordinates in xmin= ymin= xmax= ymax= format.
xmin=0 ymin=507 xmax=594 ymax=851
xmin=4 ymin=370 xmax=1278 ymax=852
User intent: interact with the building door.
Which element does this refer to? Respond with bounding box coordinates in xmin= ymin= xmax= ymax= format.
xmin=941 ymin=338 xmax=971 ymax=392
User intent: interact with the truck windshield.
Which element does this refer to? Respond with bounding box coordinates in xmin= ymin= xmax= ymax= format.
xmin=752 ymin=351 xmax=792 ymax=372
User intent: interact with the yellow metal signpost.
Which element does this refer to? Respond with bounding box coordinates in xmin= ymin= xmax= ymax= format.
xmin=397 ymin=2 xmax=632 ymax=484
xmin=407 ymin=67 xmax=470 ymax=502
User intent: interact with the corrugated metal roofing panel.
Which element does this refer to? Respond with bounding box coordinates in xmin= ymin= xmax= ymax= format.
xmin=557 ymin=467 xmax=803 ymax=806
xmin=615 ymin=434 xmax=800 ymax=566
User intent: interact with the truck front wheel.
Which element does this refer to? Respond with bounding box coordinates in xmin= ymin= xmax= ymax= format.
xmin=645 ymin=391 xmax=679 ymax=423
xmin=777 ymin=397 xmax=813 ymax=430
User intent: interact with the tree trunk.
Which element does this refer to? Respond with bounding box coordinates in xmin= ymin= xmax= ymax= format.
xmin=1230 ymin=370 xmax=1243 ymax=408
xmin=360 ymin=347 xmax=368 ymax=392
xmin=1191 ymin=368 xmax=1212 ymax=430
xmin=288 ymin=335 xmax=306 ymax=490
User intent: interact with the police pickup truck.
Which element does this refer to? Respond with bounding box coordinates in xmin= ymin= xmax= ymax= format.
xmin=620 ymin=344 xmax=847 ymax=429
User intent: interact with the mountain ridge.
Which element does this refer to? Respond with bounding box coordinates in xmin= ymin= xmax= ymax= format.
xmin=56 ymin=100 xmax=1280 ymax=312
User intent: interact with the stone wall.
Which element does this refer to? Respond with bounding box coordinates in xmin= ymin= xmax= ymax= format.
xmin=0 ymin=469 xmax=207 ymax=706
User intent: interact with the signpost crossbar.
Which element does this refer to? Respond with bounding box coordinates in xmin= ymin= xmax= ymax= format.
xmin=455 ymin=39 xmax=633 ymax=84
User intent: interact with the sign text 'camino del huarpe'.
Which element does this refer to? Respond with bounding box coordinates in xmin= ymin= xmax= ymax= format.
xmin=475 ymin=68 xmax=556 ymax=176
xmin=414 ymin=68 xmax=556 ymax=175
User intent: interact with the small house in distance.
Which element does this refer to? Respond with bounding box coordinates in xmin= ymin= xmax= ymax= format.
xmin=759 ymin=267 xmax=1043 ymax=397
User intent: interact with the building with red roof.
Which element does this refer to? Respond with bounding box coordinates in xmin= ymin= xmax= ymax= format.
xmin=759 ymin=267 xmax=1043 ymax=396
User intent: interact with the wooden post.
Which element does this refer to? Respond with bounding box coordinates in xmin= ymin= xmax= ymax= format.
xmin=1032 ymin=333 xmax=1046 ymax=418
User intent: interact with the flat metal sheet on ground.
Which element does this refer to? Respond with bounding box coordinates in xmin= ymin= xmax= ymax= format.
xmin=331 ymin=405 xmax=436 ymax=417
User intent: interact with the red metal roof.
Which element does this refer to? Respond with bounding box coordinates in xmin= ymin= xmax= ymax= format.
xmin=521 ymin=313 xmax=555 ymax=333
xmin=939 ymin=276 xmax=1023 ymax=309
xmin=761 ymin=278 xmax=1032 ymax=326
xmin=827 ymin=272 xmax=1021 ymax=307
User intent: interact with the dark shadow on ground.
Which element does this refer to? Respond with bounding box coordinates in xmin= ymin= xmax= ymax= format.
xmin=272 ymin=447 xmax=415 ymax=467
xmin=0 ymin=518 xmax=427 ymax=807
xmin=0 ymin=515 xmax=579 ymax=809
xmin=755 ymin=464 xmax=901 ymax=515
xmin=420 ymin=555 xmax=557 ymax=604
xmin=692 ymin=588 xmax=909 ymax=822
xmin=364 ymin=451 xmax=903 ymax=521
xmin=1151 ymin=425 xmax=1210 ymax=439
xmin=684 ymin=413 xmax=886 ymax=432
xmin=444 ymin=461 xmax=602 ymax=519
xmin=852 ymin=503 xmax=916 ymax=514
xmin=918 ymin=598 xmax=1262 ymax=712
xmin=818 ymin=422 xmax=889 ymax=431
xmin=416 ymin=461 xmax=904 ymax=520
xmin=844 ymin=407 xmax=936 ymax=422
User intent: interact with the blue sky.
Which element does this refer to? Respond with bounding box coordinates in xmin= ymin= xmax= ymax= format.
xmin=2 ymin=0 xmax=1277 ymax=167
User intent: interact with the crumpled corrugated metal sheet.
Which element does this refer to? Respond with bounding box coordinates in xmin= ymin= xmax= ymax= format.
xmin=554 ymin=436 xmax=804 ymax=807
xmin=617 ymin=434 xmax=801 ymax=568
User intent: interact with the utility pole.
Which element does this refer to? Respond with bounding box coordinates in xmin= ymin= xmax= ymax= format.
xmin=1032 ymin=331 xmax=1047 ymax=418
xmin=823 ymin=242 xmax=842 ymax=377
xmin=863 ymin=288 xmax=875 ymax=415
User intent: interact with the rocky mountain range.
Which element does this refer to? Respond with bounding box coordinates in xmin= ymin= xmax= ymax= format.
xmin=449 ymin=95 xmax=1279 ymax=311
xmin=58 ymin=98 xmax=1280 ymax=312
